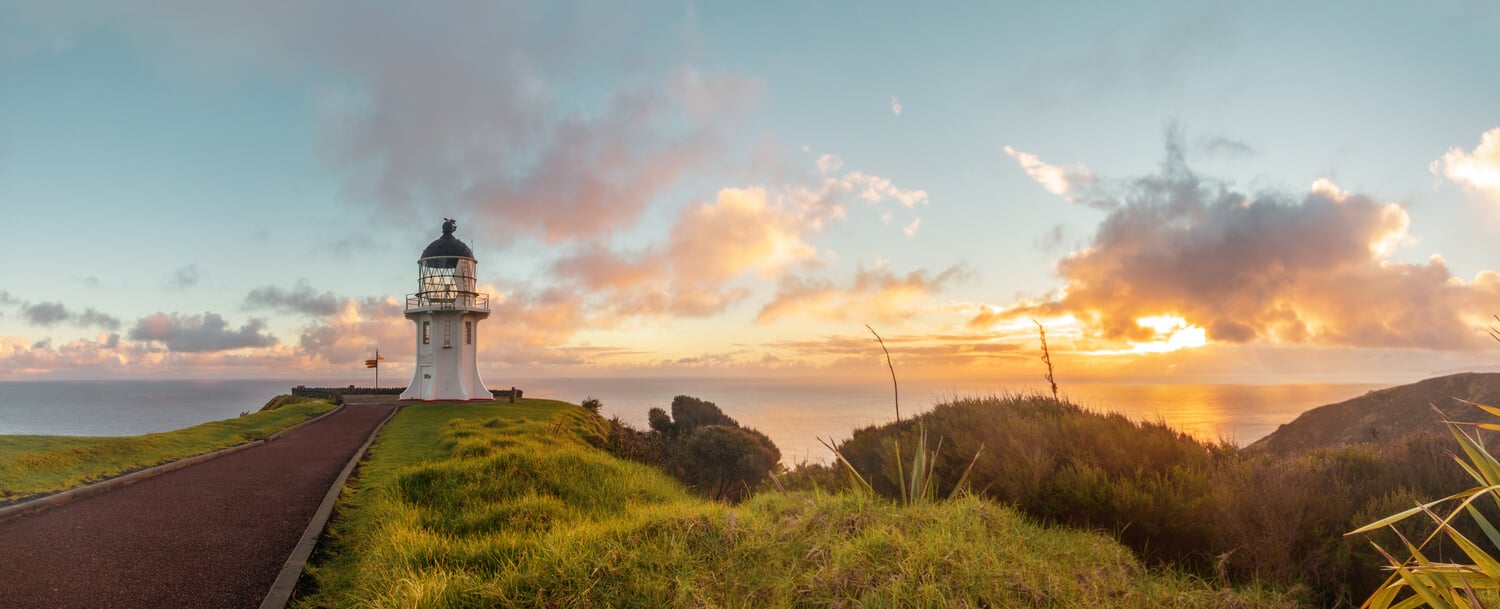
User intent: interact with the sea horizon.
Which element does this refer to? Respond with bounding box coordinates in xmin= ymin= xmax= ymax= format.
xmin=0 ymin=375 xmax=1402 ymax=464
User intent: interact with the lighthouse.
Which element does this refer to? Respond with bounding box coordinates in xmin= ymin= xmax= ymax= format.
xmin=400 ymin=219 xmax=492 ymax=401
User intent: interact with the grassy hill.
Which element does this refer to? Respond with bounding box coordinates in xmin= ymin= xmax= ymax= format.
xmin=293 ymin=399 xmax=1297 ymax=608
xmin=1248 ymin=372 xmax=1500 ymax=456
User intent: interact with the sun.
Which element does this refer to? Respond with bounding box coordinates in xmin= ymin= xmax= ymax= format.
xmin=1085 ymin=315 xmax=1208 ymax=356
xmin=1131 ymin=315 xmax=1207 ymax=353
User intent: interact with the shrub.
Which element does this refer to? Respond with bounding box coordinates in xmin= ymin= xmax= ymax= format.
xmin=599 ymin=395 xmax=779 ymax=504
xmin=813 ymin=393 xmax=1483 ymax=607
xmin=682 ymin=425 xmax=780 ymax=501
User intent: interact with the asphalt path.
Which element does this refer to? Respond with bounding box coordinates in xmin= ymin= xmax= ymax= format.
xmin=0 ymin=400 xmax=398 ymax=609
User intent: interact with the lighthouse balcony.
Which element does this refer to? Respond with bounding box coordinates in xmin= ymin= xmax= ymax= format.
xmin=406 ymin=292 xmax=490 ymax=312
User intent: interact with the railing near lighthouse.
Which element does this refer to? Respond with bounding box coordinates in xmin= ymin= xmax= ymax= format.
xmin=406 ymin=291 xmax=490 ymax=311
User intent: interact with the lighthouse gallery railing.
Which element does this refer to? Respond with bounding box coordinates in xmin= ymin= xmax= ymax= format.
xmin=406 ymin=292 xmax=490 ymax=311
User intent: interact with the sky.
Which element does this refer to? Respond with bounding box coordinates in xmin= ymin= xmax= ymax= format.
xmin=2 ymin=1 xmax=1500 ymax=385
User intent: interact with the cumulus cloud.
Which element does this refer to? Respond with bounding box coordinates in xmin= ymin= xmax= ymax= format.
xmin=0 ymin=334 xmax=130 ymax=376
xmin=757 ymin=264 xmax=971 ymax=324
xmin=128 ymin=312 xmax=277 ymax=352
xmin=75 ymin=308 xmax=122 ymax=331
xmin=293 ymin=296 xmax=407 ymax=365
xmin=547 ymin=154 xmax=928 ymax=322
xmin=21 ymin=302 xmax=70 ymax=326
xmin=14 ymin=300 xmax=122 ymax=330
xmin=979 ymin=143 xmax=1500 ymax=350
xmin=245 ymin=280 xmax=343 ymax=317
xmin=165 ymin=263 xmax=201 ymax=289
xmin=1432 ymin=127 xmax=1500 ymax=200
xmin=549 ymin=187 xmax=814 ymax=318
xmin=790 ymin=153 xmax=928 ymax=229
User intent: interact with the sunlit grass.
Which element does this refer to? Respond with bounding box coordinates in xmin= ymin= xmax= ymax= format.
xmin=0 ymin=397 xmax=335 ymax=502
xmin=296 ymin=397 xmax=1299 ymax=608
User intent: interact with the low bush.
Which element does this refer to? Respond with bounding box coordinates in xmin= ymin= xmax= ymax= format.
xmin=601 ymin=395 xmax=780 ymax=502
xmin=794 ymin=393 xmax=1487 ymax=607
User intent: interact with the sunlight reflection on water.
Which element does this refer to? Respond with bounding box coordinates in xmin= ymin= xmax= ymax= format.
xmin=509 ymin=377 xmax=1386 ymax=464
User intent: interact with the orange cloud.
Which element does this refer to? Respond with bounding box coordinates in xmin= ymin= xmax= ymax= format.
xmin=983 ymin=152 xmax=1500 ymax=351
xmin=547 ymin=153 xmax=929 ymax=323
xmin=757 ymin=264 xmax=970 ymax=324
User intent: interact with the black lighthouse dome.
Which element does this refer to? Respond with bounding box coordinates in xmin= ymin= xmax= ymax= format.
xmin=420 ymin=218 xmax=475 ymax=260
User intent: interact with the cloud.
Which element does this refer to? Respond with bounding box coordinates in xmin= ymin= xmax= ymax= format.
xmin=245 ymin=280 xmax=343 ymax=317
xmin=15 ymin=300 xmax=122 ymax=330
xmin=1197 ymin=135 xmax=1256 ymax=159
xmin=21 ymin=302 xmax=70 ymax=326
xmin=890 ymin=97 xmax=902 ymax=116
xmin=1003 ymin=146 xmax=1109 ymax=208
xmin=757 ymin=264 xmax=971 ymax=324
xmin=128 ymin=312 xmax=277 ymax=352
xmin=165 ymin=263 xmax=201 ymax=289
xmin=791 ymin=153 xmax=928 ymax=229
xmin=548 ymin=154 xmax=927 ymax=322
xmin=1432 ymin=127 xmax=1500 ymax=200
xmin=0 ymin=334 xmax=130 ymax=377
xmin=76 ymin=308 xmax=122 ymax=331
xmin=293 ymin=296 xmax=408 ymax=365
xmin=979 ymin=141 xmax=1500 ymax=350
xmin=16 ymin=4 xmax=762 ymax=245
xmin=549 ymin=187 xmax=814 ymax=318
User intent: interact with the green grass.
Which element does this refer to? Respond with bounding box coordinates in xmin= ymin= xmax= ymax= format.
xmin=295 ymin=398 xmax=1300 ymax=608
xmin=0 ymin=397 xmax=335 ymax=502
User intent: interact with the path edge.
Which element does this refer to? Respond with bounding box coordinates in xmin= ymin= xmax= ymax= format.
xmin=259 ymin=404 xmax=402 ymax=609
xmin=0 ymin=403 xmax=346 ymax=525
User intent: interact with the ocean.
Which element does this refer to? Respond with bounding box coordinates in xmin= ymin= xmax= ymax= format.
xmin=0 ymin=377 xmax=1386 ymax=464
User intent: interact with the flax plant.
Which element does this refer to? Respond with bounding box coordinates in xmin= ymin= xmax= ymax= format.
xmin=818 ymin=326 xmax=982 ymax=505
xmin=1348 ymin=399 xmax=1500 ymax=609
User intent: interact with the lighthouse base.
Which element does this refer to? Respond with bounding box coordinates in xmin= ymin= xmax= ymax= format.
xmin=400 ymin=310 xmax=490 ymax=401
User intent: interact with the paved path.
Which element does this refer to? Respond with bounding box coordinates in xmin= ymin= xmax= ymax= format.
xmin=0 ymin=400 xmax=398 ymax=609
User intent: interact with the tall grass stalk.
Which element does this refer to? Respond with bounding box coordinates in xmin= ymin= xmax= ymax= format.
xmin=866 ymin=324 xmax=908 ymax=504
xmin=1035 ymin=319 xmax=1059 ymax=401
xmin=1348 ymin=399 xmax=1500 ymax=608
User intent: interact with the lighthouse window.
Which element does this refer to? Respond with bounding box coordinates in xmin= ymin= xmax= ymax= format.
xmin=422 ymin=321 xmax=430 ymax=345
xmin=465 ymin=321 xmax=473 ymax=345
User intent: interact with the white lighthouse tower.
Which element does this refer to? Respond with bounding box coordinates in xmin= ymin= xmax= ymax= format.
xmin=400 ymin=219 xmax=491 ymax=401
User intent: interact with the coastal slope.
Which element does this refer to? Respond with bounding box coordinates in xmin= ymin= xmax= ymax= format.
xmin=1249 ymin=372 xmax=1500 ymax=456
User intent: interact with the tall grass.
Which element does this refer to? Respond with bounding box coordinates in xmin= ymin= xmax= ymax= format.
xmin=295 ymin=398 xmax=1297 ymax=608
xmin=0 ymin=396 xmax=334 ymax=502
